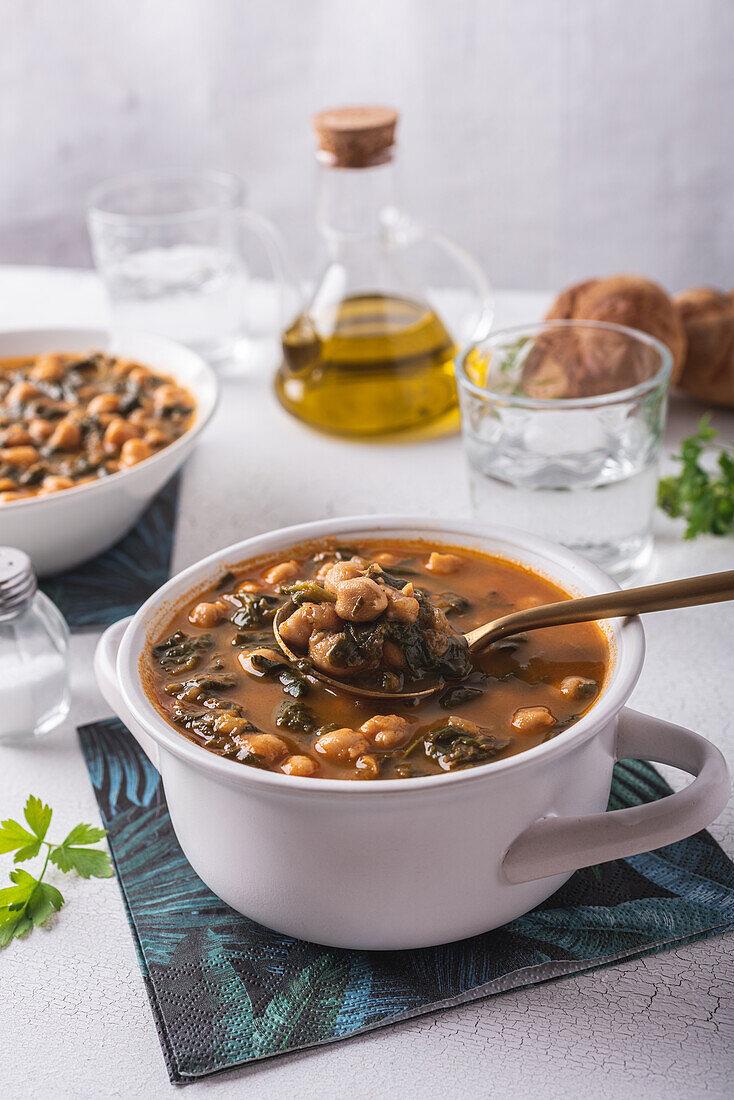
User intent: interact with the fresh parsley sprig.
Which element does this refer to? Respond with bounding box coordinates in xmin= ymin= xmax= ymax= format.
xmin=658 ymin=416 xmax=734 ymax=539
xmin=0 ymin=795 xmax=113 ymax=947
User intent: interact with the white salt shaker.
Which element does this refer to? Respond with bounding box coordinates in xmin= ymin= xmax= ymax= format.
xmin=0 ymin=547 xmax=70 ymax=742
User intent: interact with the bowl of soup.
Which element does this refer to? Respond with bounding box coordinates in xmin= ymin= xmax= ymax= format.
xmin=94 ymin=516 xmax=730 ymax=949
xmin=0 ymin=327 xmax=217 ymax=575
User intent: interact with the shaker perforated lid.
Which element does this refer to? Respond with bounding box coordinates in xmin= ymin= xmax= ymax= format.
xmin=0 ymin=547 xmax=37 ymax=614
xmin=312 ymin=106 xmax=399 ymax=168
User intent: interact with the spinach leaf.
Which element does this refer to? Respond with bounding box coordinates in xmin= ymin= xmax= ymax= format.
xmin=276 ymin=701 xmax=317 ymax=734
xmin=164 ymin=672 xmax=238 ymax=704
xmin=433 ymin=591 xmax=470 ymax=616
xmin=423 ymin=725 xmax=509 ymax=771
xmin=385 ymin=621 xmax=472 ymax=682
xmin=152 ymin=631 xmax=215 ymax=673
xmin=280 ymin=581 xmax=336 ymax=606
xmin=329 ymin=621 xmax=385 ymax=670
xmin=249 ymin=651 xmax=311 ymax=698
xmin=438 ymin=683 xmax=486 ymax=708
xmin=230 ymin=592 xmax=280 ymax=629
xmin=215 ymin=570 xmax=235 ymax=591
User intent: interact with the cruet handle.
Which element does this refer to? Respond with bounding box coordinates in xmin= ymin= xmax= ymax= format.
xmin=385 ymin=210 xmax=494 ymax=344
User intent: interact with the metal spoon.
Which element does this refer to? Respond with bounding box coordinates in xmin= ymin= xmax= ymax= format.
xmin=273 ymin=569 xmax=734 ymax=702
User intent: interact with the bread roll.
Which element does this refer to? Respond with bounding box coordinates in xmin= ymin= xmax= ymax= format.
xmin=674 ymin=287 xmax=734 ymax=408
xmin=523 ymin=275 xmax=687 ymax=399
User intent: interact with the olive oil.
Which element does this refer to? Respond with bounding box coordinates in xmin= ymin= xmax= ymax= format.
xmin=275 ymin=293 xmax=458 ymax=437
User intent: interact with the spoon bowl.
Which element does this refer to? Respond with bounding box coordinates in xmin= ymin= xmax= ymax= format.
xmin=274 ymin=570 xmax=734 ymax=703
xmin=272 ymin=599 xmax=438 ymax=700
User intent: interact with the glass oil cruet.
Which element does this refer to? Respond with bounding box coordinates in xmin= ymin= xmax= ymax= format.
xmin=274 ymin=106 xmax=493 ymax=438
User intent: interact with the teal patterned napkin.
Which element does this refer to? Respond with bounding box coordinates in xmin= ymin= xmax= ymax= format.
xmin=41 ymin=475 xmax=179 ymax=630
xmin=78 ymin=718 xmax=734 ymax=1085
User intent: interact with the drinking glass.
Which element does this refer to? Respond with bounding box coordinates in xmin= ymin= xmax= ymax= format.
xmin=87 ymin=171 xmax=284 ymax=364
xmin=455 ymin=321 xmax=673 ymax=579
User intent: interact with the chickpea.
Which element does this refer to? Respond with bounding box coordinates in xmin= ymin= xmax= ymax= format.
xmin=104 ymin=417 xmax=139 ymax=453
xmin=425 ymin=630 xmax=450 ymax=657
xmin=48 ymin=419 xmax=82 ymax=451
xmin=87 ymin=392 xmax=120 ymax=415
xmin=559 ymin=676 xmax=598 ymax=700
xmin=374 ymin=552 xmax=403 ymax=567
xmin=27 ymin=418 xmax=54 ymax=444
xmin=322 ymin=560 xmax=364 ymax=593
xmin=425 ymin=551 xmax=463 ymax=575
xmin=401 ymin=582 xmax=415 ymax=596
xmin=0 ymin=478 xmax=16 ymax=491
xmin=188 ymin=600 xmax=228 ymax=628
xmin=360 ymin=714 xmax=411 ymax=750
xmin=144 ymin=428 xmax=169 ymax=448
xmin=154 ymin=383 xmax=188 ymax=409
xmin=127 ymin=367 xmax=150 ymax=386
xmin=119 ymin=438 xmax=153 ymax=467
xmin=111 ymin=358 xmax=136 ymax=376
xmin=237 ymin=733 xmax=289 ymax=765
xmin=446 ymin=715 xmax=480 ymax=735
xmin=334 ymin=577 xmax=388 ymax=622
xmin=314 ymin=727 xmax=370 ymax=763
xmin=31 ymin=354 xmax=65 ymax=382
xmin=41 ymin=475 xmax=75 ymax=493
xmin=383 ymin=586 xmax=419 ymax=623
xmin=281 ymin=755 xmax=319 ymax=777
xmin=6 ymin=381 xmax=39 ymax=404
xmin=355 ymin=754 xmax=380 ymax=779
xmin=1 ymin=424 xmax=33 ymax=447
xmin=214 ymin=714 xmax=251 ymax=736
xmin=308 ymin=631 xmax=356 ymax=676
xmin=0 ymin=445 xmax=39 ymax=468
xmin=129 ymin=408 xmax=150 ymax=426
xmin=236 ymin=580 xmax=260 ymax=593
xmin=279 ymin=602 xmax=341 ymax=649
xmin=382 ymin=640 xmax=406 ymax=669
xmin=0 ymin=490 xmax=30 ymax=502
xmin=238 ymin=648 xmax=283 ymax=675
xmin=428 ymin=605 xmax=452 ymax=633
xmin=511 ymin=706 xmax=556 ymax=733
xmin=263 ymin=560 xmax=300 ymax=586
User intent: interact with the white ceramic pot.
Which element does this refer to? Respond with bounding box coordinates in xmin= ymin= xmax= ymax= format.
xmin=0 ymin=327 xmax=218 ymax=575
xmin=94 ymin=516 xmax=730 ymax=951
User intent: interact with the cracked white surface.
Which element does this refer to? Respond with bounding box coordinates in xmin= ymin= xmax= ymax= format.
xmin=0 ymin=268 xmax=732 ymax=1099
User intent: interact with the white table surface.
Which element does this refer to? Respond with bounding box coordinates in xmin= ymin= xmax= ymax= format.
xmin=1 ymin=266 xmax=732 ymax=1099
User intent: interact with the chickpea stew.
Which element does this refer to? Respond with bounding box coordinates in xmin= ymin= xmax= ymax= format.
xmin=144 ymin=540 xmax=609 ymax=781
xmin=0 ymin=351 xmax=196 ymax=502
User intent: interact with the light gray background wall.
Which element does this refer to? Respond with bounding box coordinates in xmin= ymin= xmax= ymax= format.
xmin=2 ymin=0 xmax=733 ymax=292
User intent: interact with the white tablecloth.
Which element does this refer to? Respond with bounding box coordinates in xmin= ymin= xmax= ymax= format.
xmin=1 ymin=266 xmax=732 ymax=1099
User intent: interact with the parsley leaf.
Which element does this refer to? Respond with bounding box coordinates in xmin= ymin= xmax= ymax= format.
xmin=0 ymin=794 xmax=113 ymax=949
xmin=24 ymin=795 xmax=52 ymax=840
xmin=657 ymin=416 xmax=734 ymax=539
xmin=50 ymin=846 xmax=113 ymax=879
xmin=58 ymin=823 xmax=107 ymax=847
xmin=0 ymin=819 xmax=39 ymax=858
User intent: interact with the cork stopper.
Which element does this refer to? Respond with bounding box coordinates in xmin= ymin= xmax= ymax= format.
xmin=312 ymin=106 xmax=399 ymax=168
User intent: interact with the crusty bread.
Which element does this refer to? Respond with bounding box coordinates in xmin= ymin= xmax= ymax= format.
xmin=674 ymin=287 xmax=734 ymax=408
xmin=523 ymin=275 xmax=687 ymax=399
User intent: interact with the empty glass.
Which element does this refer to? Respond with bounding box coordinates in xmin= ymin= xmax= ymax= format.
xmin=87 ymin=171 xmax=285 ymax=364
xmin=455 ymin=321 xmax=673 ymax=579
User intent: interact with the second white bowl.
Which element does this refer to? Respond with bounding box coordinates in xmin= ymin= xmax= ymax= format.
xmin=0 ymin=327 xmax=218 ymax=576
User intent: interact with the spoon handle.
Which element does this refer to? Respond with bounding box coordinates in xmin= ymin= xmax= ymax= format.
xmin=465 ymin=569 xmax=734 ymax=652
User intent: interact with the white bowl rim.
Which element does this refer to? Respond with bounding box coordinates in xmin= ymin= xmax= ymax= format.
xmin=116 ymin=514 xmax=646 ymax=796
xmin=0 ymin=326 xmax=218 ymax=511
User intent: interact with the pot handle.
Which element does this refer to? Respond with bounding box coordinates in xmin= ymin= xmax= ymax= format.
xmin=503 ymin=707 xmax=730 ymax=885
xmin=94 ymin=617 xmax=161 ymax=773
